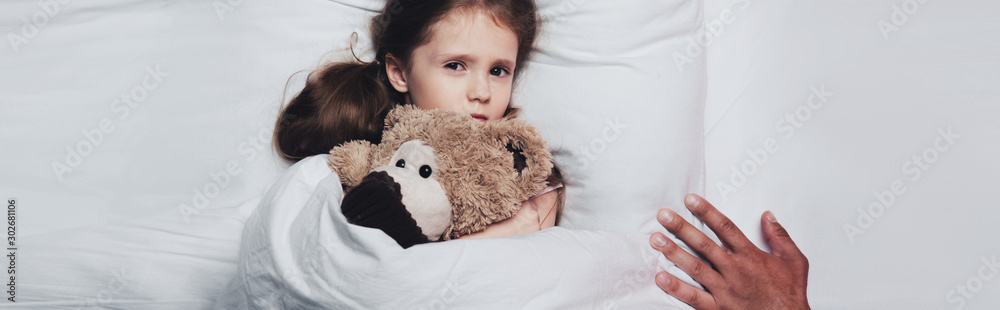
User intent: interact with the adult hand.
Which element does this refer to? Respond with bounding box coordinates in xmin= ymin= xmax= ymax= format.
xmin=649 ymin=194 xmax=810 ymax=310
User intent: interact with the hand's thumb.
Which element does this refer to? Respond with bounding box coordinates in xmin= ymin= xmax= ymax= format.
xmin=762 ymin=211 xmax=806 ymax=264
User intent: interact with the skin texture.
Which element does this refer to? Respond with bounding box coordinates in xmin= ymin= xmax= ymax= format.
xmin=384 ymin=8 xmax=555 ymax=238
xmin=385 ymin=8 xmax=517 ymax=122
xmin=650 ymin=194 xmax=810 ymax=310
xmin=460 ymin=189 xmax=559 ymax=239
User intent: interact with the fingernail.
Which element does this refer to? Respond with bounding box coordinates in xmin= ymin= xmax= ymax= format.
xmin=656 ymin=272 xmax=671 ymax=285
xmin=658 ymin=209 xmax=673 ymax=224
xmin=652 ymin=234 xmax=668 ymax=247
xmin=685 ymin=194 xmax=699 ymax=208
xmin=766 ymin=211 xmax=778 ymax=223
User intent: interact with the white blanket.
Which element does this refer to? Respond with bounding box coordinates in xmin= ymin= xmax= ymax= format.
xmin=214 ymin=155 xmax=698 ymax=309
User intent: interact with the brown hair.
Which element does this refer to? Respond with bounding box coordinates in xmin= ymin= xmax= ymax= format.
xmin=273 ymin=61 xmax=391 ymax=161
xmin=547 ymin=164 xmax=566 ymax=226
xmin=274 ymin=0 xmax=539 ymax=161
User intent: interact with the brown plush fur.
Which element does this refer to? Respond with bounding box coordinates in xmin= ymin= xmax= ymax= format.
xmin=328 ymin=105 xmax=553 ymax=240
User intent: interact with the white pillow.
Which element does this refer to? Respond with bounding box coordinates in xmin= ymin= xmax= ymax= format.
xmin=517 ymin=0 xmax=707 ymax=234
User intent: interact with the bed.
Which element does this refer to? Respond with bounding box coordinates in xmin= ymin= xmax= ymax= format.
xmin=1 ymin=0 xmax=998 ymax=309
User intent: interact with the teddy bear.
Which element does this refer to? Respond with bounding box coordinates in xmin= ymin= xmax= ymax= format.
xmin=327 ymin=105 xmax=553 ymax=248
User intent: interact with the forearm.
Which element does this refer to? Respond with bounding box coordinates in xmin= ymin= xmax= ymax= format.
xmin=458 ymin=190 xmax=559 ymax=239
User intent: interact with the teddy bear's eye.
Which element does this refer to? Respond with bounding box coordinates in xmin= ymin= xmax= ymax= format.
xmin=395 ymin=159 xmax=405 ymax=168
xmin=419 ymin=165 xmax=432 ymax=178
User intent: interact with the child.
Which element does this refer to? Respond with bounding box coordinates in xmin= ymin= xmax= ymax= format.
xmin=272 ymin=0 xmax=563 ymax=239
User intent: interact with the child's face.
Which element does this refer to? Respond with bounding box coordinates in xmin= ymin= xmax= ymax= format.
xmin=386 ymin=9 xmax=518 ymax=122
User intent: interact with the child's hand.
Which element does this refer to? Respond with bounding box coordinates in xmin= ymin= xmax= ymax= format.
xmin=459 ymin=190 xmax=558 ymax=239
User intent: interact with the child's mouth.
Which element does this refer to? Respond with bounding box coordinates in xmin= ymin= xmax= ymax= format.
xmin=470 ymin=114 xmax=488 ymax=122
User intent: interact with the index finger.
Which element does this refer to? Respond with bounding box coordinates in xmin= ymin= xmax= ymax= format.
xmin=684 ymin=194 xmax=754 ymax=254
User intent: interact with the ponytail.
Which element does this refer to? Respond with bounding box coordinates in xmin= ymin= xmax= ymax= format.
xmin=274 ymin=60 xmax=394 ymax=162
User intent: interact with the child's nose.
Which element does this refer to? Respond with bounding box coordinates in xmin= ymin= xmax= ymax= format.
xmin=467 ymin=74 xmax=491 ymax=104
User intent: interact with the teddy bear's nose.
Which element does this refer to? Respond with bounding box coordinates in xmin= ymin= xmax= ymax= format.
xmin=340 ymin=171 xmax=430 ymax=248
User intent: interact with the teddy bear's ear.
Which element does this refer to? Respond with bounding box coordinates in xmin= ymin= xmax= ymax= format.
xmin=382 ymin=105 xmax=423 ymax=130
xmin=492 ymin=119 xmax=554 ymax=198
xmin=505 ymin=143 xmax=528 ymax=174
xmin=328 ymin=140 xmax=376 ymax=189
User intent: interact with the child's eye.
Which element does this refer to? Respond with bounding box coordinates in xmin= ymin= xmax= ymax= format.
xmin=444 ymin=62 xmax=465 ymax=71
xmin=490 ymin=67 xmax=510 ymax=77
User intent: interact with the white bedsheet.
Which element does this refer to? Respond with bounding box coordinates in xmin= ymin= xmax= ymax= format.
xmin=214 ymin=155 xmax=697 ymax=310
xmin=15 ymin=198 xmax=258 ymax=309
